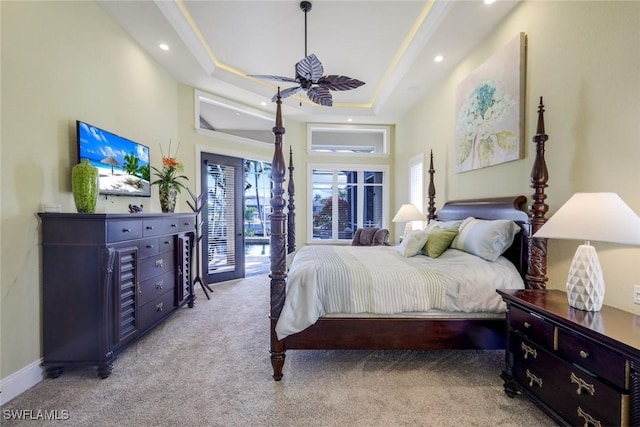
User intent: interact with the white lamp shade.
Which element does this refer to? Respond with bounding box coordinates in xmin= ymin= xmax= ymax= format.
xmin=392 ymin=204 xmax=425 ymax=223
xmin=533 ymin=192 xmax=640 ymax=245
xmin=533 ymin=192 xmax=640 ymax=312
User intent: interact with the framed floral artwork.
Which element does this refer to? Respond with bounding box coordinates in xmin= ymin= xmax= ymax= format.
xmin=454 ymin=33 xmax=526 ymax=173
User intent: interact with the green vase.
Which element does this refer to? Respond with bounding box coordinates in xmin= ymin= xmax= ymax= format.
xmin=72 ymin=159 xmax=99 ymax=213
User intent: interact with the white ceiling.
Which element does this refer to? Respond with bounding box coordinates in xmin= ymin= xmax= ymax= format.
xmin=97 ymin=0 xmax=521 ymax=129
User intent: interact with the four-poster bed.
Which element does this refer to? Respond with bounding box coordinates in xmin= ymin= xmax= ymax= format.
xmin=269 ymin=95 xmax=550 ymax=381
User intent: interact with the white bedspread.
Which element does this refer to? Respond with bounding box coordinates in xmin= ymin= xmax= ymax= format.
xmin=275 ymin=245 xmax=524 ymax=339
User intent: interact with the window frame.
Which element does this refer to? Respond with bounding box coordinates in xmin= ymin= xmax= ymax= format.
xmin=307 ymin=124 xmax=390 ymax=157
xmin=307 ymin=163 xmax=390 ymax=244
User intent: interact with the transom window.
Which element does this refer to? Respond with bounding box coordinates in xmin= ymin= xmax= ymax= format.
xmin=307 ymin=124 xmax=389 ymax=156
xmin=309 ymin=165 xmax=388 ymax=242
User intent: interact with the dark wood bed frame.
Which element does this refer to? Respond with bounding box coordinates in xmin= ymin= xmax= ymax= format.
xmin=268 ymin=95 xmax=550 ymax=381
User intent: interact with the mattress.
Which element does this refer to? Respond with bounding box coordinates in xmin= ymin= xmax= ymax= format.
xmin=275 ymin=245 xmax=524 ymax=339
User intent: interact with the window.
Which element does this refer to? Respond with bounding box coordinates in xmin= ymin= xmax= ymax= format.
xmin=309 ymin=165 xmax=388 ymax=242
xmin=409 ymin=153 xmax=425 ymax=230
xmin=307 ymin=124 xmax=389 ymax=156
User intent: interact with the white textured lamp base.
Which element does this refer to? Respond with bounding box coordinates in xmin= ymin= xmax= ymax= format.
xmin=566 ymin=244 xmax=604 ymax=311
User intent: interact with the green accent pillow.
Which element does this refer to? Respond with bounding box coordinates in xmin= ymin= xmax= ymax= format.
xmin=422 ymin=227 xmax=459 ymax=258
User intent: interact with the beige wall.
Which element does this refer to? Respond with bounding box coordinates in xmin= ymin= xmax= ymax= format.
xmin=395 ymin=1 xmax=640 ymax=314
xmin=1 ymin=1 xmax=179 ymax=380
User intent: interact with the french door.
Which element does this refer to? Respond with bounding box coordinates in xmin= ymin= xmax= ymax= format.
xmin=201 ymin=153 xmax=244 ymax=283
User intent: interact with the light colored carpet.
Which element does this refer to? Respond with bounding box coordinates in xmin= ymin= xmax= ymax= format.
xmin=2 ymin=275 xmax=551 ymax=426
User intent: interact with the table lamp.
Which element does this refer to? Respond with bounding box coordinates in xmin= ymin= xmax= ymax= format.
xmin=533 ymin=192 xmax=640 ymax=311
xmin=392 ymin=204 xmax=425 ymax=239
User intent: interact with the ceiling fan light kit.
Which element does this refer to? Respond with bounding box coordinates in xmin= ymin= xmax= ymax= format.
xmin=249 ymin=1 xmax=365 ymax=107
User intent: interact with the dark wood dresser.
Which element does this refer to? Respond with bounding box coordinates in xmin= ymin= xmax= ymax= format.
xmin=38 ymin=213 xmax=195 ymax=379
xmin=497 ymin=289 xmax=640 ymax=426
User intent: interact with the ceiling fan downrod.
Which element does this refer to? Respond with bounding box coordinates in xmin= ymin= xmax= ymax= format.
xmin=300 ymin=1 xmax=312 ymax=58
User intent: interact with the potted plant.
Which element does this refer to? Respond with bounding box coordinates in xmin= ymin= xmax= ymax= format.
xmin=151 ymin=142 xmax=188 ymax=213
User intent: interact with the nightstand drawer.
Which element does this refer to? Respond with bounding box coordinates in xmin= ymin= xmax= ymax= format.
xmin=513 ymin=340 xmax=626 ymax=427
xmin=557 ymin=328 xmax=629 ymax=390
xmin=509 ymin=306 xmax=556 ymax=350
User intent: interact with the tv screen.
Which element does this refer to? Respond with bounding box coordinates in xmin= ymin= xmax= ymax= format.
xmin=77 ymin=121 xmax=151 ymax=197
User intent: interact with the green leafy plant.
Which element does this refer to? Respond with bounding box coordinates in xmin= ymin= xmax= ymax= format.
xmin=151 ymin=142 xmax=188 ymax=193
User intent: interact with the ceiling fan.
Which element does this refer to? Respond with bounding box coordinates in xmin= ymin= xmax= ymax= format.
xmin=249 ymin=1 xmax=365 ymax=107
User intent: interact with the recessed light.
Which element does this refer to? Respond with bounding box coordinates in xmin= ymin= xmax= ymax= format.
xmin=159 ymin=43 xmax=170 ymax=51
xmin=484 ymin=0 xmax=496 ymax=4
xmin=260 ymin=101 xmax=267 ymax=106
xmin=347 ymin=118 xmax=353 ymax=122
xmin=434 ymin=55 xmax=444 ymax=63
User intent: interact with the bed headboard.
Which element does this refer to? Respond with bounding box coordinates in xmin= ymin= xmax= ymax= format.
xmin=435 ymin=196 xmax=530 ymax=279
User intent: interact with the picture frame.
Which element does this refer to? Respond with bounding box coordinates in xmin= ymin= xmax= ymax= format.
xmin=454 ymin=33 xmax=526 ymax=173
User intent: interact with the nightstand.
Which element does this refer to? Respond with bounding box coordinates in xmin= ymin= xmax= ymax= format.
xmin=497 ymin=289 xmax=640 ymax=426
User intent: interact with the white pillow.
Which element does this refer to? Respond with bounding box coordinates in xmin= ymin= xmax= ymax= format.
xmin=450 ymin=217 xmax=520 ymax=261
xmin=396 ymin=229 xmax=430 ymax=257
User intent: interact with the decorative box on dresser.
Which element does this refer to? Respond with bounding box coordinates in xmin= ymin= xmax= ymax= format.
xmin=38 ymin=212 xmax=196 ymax=379
xmin=498 ymin=289 xmax=640 ymax=427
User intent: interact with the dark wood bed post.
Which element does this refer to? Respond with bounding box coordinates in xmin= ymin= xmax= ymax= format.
xmin=427 ymin=149 xmax=436 ymax=222
xmin=526 ymin=97 xmax=549 ymax=290
xmin=287 ymin=146 xmax=296 ymax=254
xmin=269 ymin=91 xmax=287 ymax=380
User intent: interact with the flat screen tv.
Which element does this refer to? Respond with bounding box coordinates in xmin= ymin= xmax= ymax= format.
xmin=77 ymin=121 xmax=151 ymax=197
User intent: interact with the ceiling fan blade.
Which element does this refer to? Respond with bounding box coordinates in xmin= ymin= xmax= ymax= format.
xmin=317 ymin=75 xmax=366 ymax=91
xmin=249 ymin=74 xmax=298 ymax=83
xmin=306 ymin=86 xmax=333 ymax=107
xmin=278 ymin=86 xmax=303 ymax=100
xmin=296 ymin=54 xmax=324 ymax=82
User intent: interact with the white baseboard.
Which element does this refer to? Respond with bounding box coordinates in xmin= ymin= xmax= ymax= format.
xmin=0 ymin=359 xmax=45 ymax=406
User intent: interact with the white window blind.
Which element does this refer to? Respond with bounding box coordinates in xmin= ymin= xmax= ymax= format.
xmin=206 ymin=163 xmax=236 ymax=273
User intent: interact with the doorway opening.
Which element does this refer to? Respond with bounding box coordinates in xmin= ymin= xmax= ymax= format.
xmin=243 ymin=159 xmax=271 ymax=277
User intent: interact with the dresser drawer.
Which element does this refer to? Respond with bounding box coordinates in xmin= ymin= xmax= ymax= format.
xmin=138 ymin=270 xmax=175 ymax=307
xmin=509 ymin=306 xmax=556 ymax=350
xmin=139 ymin=251 xmax=175 ymax=279
xmin=142 ymin=218 xmax=180 ymax=237
xmin=179 ymin=216 xmax=195 ymax=232
xmin=138 ymin=290 xmax=175 ymax=332
xmin=557 ymin=328 xmax=629 ymax=390
xmin=107 ymin=220 xmax=143 ymax=242
xmin=139 ymin=236 xmax=175 ymax=259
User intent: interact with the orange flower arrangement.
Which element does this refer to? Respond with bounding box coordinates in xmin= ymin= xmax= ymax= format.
xmin=151 ymin=141 xmax=188 ymax=212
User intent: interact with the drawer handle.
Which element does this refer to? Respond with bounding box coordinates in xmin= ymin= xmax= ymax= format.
xmin=146 ymin=225 xmax=153 ymax=230
xmin=146 ymin=244 xmax=154 ymax=249
xmin=577 ymin=407 xmax=601 ymax=427
xmin=137 ymin=284 xmax=142 ymax=295
xmin=184 ymin=222 xmax=191 ymax=226
xmin=122 ymin=228 xmax=131 ymax=233
xmin=156 ymin=302 xmax=164 ymax=312
xmin=521 ymin=342 xmax=537 ymax=359
xmin=155 ymin=281 xmax=163 ymax=290
xmin=155 ymin=259 xmax=164 ymax=268
xmin=170 ymin=223 xmax=177 ymax=228
xmin=579 ymin=350 xmax=589 ymax=359
xmin=571 ymin=372 xmax=595 ymax=396
xmin=163 ymin=240 xmax=171 ymax=246
xmin=526 ymin=369 xmax=543 ymax=388
xmin=523 ymin=321 xmax=531 ymax=329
